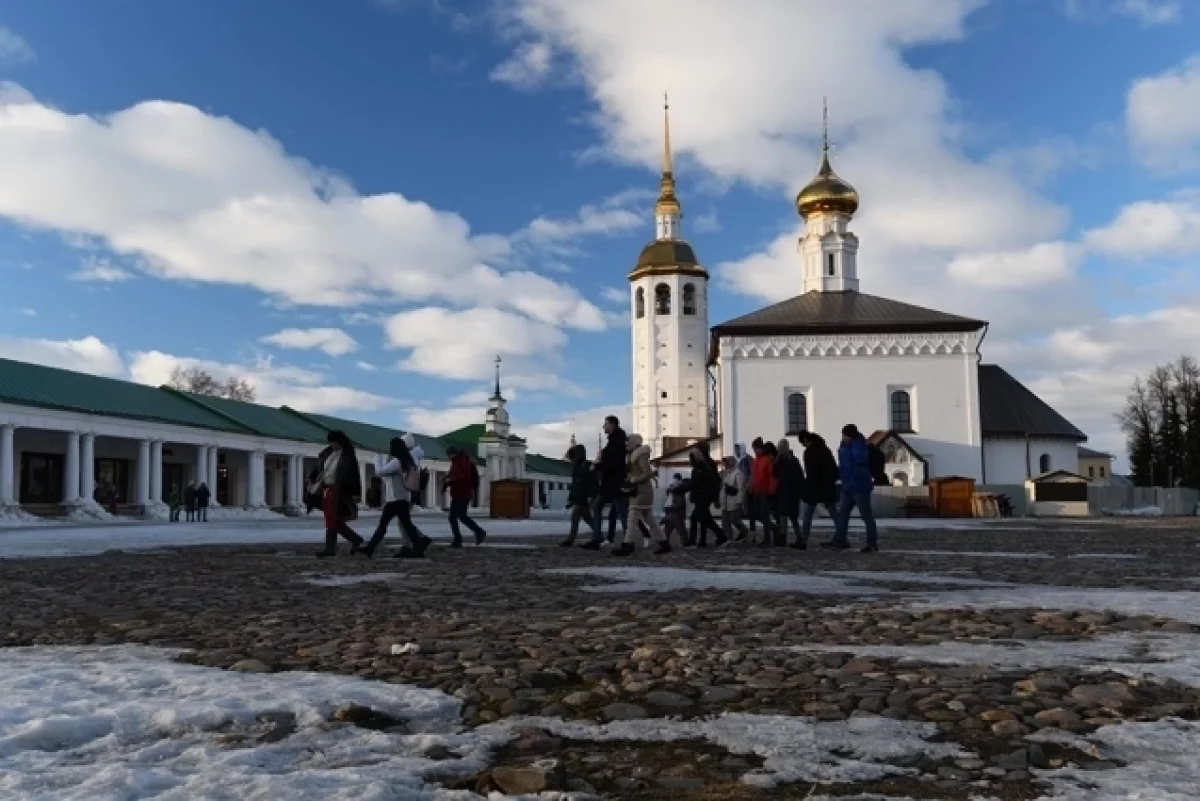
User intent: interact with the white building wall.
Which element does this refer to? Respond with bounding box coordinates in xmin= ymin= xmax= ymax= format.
xmin=631 ymin=271 xmax=710 ymax=457
xmin=717 ymin=331 xmax=984 ymax=480
xmin=983 ymin=437 xmax=1081 ymax=484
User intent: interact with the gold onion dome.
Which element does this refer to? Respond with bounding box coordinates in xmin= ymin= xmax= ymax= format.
xmin=795 ymin=151 xmax=859 ymax=218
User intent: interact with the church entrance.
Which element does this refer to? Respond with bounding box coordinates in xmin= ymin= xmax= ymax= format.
xmin=19 ymin=452 xmax=64 ymax=504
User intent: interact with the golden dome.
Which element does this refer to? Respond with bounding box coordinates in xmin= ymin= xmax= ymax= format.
xmin=796 ymin=151 xmax=859 ymax=218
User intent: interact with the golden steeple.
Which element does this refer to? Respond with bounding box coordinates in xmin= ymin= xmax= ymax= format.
xmin=796 ymin=97 xmax=859 ymax=219
xmin=654 ymin=93 xmax=680 ymax=218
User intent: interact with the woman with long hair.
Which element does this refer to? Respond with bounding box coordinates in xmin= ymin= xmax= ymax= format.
xmin=560 ymin=443 xmax=598 ymax=547
xmin=363 ymin=436 xmax=431 ymax=558
xmin=312 ymin=430 xmax=364 ymax=557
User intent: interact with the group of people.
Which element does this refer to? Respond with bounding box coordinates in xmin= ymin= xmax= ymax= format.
xmin=559 ymin=416 xmax=881 ymax=555
xmin=307 ymin=430 xmax=488 ymax=559
xmin=166 ymin=482 xmax=212 ymax=522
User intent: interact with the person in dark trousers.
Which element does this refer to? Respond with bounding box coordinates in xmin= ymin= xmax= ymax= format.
xmin=661 ymin=473 xmax=688 ymax=545
xmin=312 ymin=431 xmax=365 ymax=557
xmin=682 ymin=448 xmax=725 ymax=547
xmin=735 ymin=442 xmax=754 ymax=535
xmin=183 ymin=482 xmax=197 ymax=522
xmin=445 ymin=448 xmax=486 ymax=547
xmin=773 ymin=439 xmax=805 ymax=547
xmin=167 ymin=484 xmax=181 ymax=522
xmin=584 ymin=415 xmax=628 ymax=549
xmin=195 ymin=482 xmax=211 ymax=522
xmin=798 ymin=431 xmax=839 ymax=546
xmin=364 ymin=436 xmax=430 ymax=558
xmin=560 ymin=444 xmax=597 ymax=547
xmin=748 ymin=437 xmax=776 ymax=545
xmin=824 ymin=423 xmax=879 ymax=553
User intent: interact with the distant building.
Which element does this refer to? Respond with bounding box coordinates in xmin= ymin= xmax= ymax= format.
xmin=1078 ymin=446 xmax=1114 ymax=485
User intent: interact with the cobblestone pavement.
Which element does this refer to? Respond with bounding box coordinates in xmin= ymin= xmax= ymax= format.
xmin=3 ymin=518 xmax=1200 ymax=799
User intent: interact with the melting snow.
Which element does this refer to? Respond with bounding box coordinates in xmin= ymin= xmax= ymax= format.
xmin=546 ymin=566 xmax=891 ymax=596
xmin=301 ymin=573 xmax=407 ymax=587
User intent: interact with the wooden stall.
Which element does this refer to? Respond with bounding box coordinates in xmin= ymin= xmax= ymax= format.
xmin=928 ymin=476 xmax=976 ymax=518
xmin=489 ymin=478 xmax=533 ymax=519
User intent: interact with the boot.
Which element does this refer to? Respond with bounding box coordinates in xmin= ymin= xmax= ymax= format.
xmin=449 ymin=538 xmax=463 ymax=549
xmin=474 ymin=530 xmax=487 ymax=546
xmin=414 ymin=536 xmax=432 ymax=557
xmin=316 ymin=531 xmax=337 ymax=557
xmin=559 ymin=537 xmax=576 ymax=547
xmin=611 ymin=542 xmax=634 ymax=557
xmin=653 ymin=541 xmax=672 ymax=555
xmin=393 ymin=546 xmax=416 ymax=559
xmin=579 ymin=540 xmax=601 ymax=551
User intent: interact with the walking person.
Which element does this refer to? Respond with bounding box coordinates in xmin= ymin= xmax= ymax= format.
xmin=613 ymin=434 xmax=668 ymax=556
xmin=719 ymin=456 xmax=750 ymax=542
xmin=584 ymin=416 xmax=629 ymax=550
xmin=167 ymin=484 xmax=181 ymax=522
xmin=363 ymin=436 xmax=431 ymax=558
xmin=736 ymin=443 xmax=755 ymax=536
xmin=183 ymin=482 xmax=196 ymax=522
xmin=445 ymin=447 xmax=486 ymax=547
xmin=773 ymin=439 xmax=805 ymax=547
xmin=683 ymin=448 xmax=724 ymax=547
xmin=749 ymin=439 xmax=777 ymax=545
xmin=798 ymin=431 xmax=839 ymax=547
xmin=560 ymin=444 xmax=598 ymax=547
xmin=823 ymin=424 xmax=880 ymax=553
xmin=312 ymin=430 xmax=366 ymax=557
xmin=661 ymin=473 xmax=688 ymax=545
xmin=196 ymin=482 xmax=211 ymax=522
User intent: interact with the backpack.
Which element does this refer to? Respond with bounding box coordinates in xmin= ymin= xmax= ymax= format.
xmin=403 ymin=466 xmax=421 ymax=493
xmin=868 ymin=443 xmax=889 ymax=486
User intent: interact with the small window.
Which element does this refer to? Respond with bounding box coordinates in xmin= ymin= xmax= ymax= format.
xmin=661 ymin=391 xmax=668 ymax=399
xmin=635 ymin=287 xmax=645 ymax=319
xmin=682 ymin=283 xmax=697 ymax=315
xmin=786 ymin=392 xmax=807 ymax=434
xmin=1039 ymin=453 xmax=1051 ymax=474
xmin=1100 ymin=466 xmax=1106 ymax=477
xmin=1088 ymin=466 xmax=1095 ymax=478
xmin=827 ymin=253 xmax=835 ymax=276
xmin=890 ymin=390 xmax=913 ymax=432
xmin=655 ymin=283 xmax=671 ymax=315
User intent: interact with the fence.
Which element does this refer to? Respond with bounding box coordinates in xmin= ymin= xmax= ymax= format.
xmin=1086 ymin=485 xmax=1200 ymax=516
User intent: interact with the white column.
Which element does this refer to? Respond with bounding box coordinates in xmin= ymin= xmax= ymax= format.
xmin=80 ymin=433 xmax=95 ymax=505
xmin=149 ymin=440 xmax=163 ymax=504
xmin=207 ymin=446 xmax=220 ymax=503
xmin=249 ymin=450 xmax=266 ymax=507
xmin=136 ymin=439 xmax=151 ymax=505
xmin=284 ymin=455 xmax=297 ymax=508
xmin=195 ymin=445 xmax=208 ymax=489
xmin=1 ymin=424 xmax=16 ymax=506
xmin=63 ymin=431 xmax=81 ymax=504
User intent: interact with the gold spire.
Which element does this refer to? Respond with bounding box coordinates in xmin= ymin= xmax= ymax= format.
xmin=655 ymin=93 xmax=680 ymax=217
xmin=796 ymin=97 xmax=859 ymax=219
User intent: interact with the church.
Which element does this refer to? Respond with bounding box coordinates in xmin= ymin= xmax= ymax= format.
xmin=631 ymin=103 xmax=1087 ymax=486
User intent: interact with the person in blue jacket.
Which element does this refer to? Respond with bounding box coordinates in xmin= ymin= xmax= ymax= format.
xmin=822 ymin=423 xmax=879 ymax=553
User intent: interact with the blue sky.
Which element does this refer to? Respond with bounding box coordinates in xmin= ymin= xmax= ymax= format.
xmin=0 ymin=0 xmax=1199 ymax=461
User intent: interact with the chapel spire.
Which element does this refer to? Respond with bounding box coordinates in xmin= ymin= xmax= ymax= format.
xmin=654 ymin=93 xmax=681 ymax=241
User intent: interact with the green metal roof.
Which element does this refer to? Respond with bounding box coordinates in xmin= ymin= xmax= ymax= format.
xmin=525 ymin=453 xmax=573 ymax=477
xmin=0 ymin=357 xmax=249 ymax=433
xmin=285 ymin=409 xmax=456 ymax=462
xmin=441 ymin=423 xmax=485 ymax=446
xmin=168 ymin=390 xmax=330 ymax=444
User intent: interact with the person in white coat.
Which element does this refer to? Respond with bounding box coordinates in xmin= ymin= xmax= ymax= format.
xmin=363 ymin=436 xmax=430 ymax=558
xmin=720 ymin=455 xmax=750 ymax=542
xmin=613 ymin=434 xmax=668 ymax=557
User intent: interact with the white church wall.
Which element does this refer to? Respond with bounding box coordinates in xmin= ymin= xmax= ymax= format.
xmin=719 ymin=345 xmax=983 ymax=480
xmin=983 ymin=437 xmax=1081 ymax=484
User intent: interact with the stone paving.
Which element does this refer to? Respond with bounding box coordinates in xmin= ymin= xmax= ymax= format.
xmin=3 ymin=518 xmax=1200 ymax=799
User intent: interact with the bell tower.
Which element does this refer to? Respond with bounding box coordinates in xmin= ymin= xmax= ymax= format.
xmin=796 ymin=100 xmax=861 ymax=293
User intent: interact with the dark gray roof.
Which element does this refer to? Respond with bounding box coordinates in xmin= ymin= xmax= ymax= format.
xmin=712 ymin=291 xmax=986 ymax=336
xmin=1078 ymin=445 xmax=1112 ymax=459
xmin=979 ymin=365 xmax=1086 ymax=441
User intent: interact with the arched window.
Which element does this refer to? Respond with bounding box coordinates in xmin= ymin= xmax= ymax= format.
xmin=682 ymin=283 xmax=697 ymax=315
xmin=635 ymin=287 xmax=645 ymax=319
xmin=1039 ymin=453 xmax=1051 ymax=474
xmin=654 ymin=283 xmax=671 ymax=315
xmin=786 ymin=392 xmax=807 ymax=434
xmin=890 ymin=390 xmax=912 ymax=432
xmin=827 ymin=253 xmax=835 ymax=276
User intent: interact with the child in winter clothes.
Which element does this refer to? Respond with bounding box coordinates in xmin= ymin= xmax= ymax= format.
xmin=661 ymin=473 xmax=687 ymax=545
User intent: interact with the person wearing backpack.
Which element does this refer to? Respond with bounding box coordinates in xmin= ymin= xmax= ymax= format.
xmin=823 ymin=423 xmax=879 ymax=553
xmin=798 ymin=431 xmax=838 ymax=547
xmin=363 ymin=436 xmax=431 ymax=558
xmin=445 ymin=447 xmax=486 ymax=547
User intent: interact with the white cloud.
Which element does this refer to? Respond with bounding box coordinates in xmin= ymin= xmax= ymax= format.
xmin=402 ymin=405 xmax=484 ymax=438
xmin=0 ymin=335 xmax=125 ymax=377
xmin=259 ymin=327 xmax=359 ymax=357
xmin=1127 ymin=55 xmax=1200 ymax=170
xmin=1063 ymin=0 xmax=1182 ymax=25
xmin=355 ymin=360 xmax=378 ymax=372
xmin=947 ymin=242 xmax=1082 ymax=288
xmin=0 ymin=84 xmax=604 ymax=332
xmin=1083 ymin=194 xmax=1200 ymax=258
xmin=0 ymin=28 xmax=35 ymax=65
xmin=129 ymin=351 xmax=388 ymax=414
xmin=490 ymin=41 xmax=554 ymax=89
xmin=600 ymin=286 xmax=627 ymax=304
xmin=70 ymin=257 xmax=136 ymax=282
xmin=692 ymin=207 xmax=721 ymax=233
xmin=383 ymin=306 xmax=584 ymax=393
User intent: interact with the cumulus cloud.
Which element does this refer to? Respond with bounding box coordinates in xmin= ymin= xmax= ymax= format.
xmin=947 ymin=242 xmax=1082 ymax=288
xmin=70 ymin=256 xmax=136 ymax=282
xmin=259 ymin=327 xmax=359 ymax=357
xmin=490 ymin=41 xmax=554 ymax=89
xmin=0 ymin=28 xmax=35 ymax=65
xmin=403 ymin=400 xmax=629 ymax=457
xmin=1063 ymin=0 xmax=1182 ymax=25
xmin=129 ymin=350 xmax=388 ymax=414
xmin=0 ymin=335 xmax=125 ymax=377
xmin=1083 ymin=194 xmax=1200 ymax=258
xmin=1127 ymin=55 xmax=1200 ymax=171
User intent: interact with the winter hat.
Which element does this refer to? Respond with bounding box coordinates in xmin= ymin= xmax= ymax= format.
xmin=401 ymin=432 xmax=416 ymax=449
xmin=842 ymin=424 xmax=859 ymax=438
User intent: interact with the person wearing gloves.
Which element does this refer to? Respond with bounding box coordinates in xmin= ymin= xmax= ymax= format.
xmin=362 ymin=436 xmax=431 ymax=558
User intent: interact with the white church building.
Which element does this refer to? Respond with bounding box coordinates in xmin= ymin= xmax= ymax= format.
xmin=633 ymin=103 xmax=1087 ymax=486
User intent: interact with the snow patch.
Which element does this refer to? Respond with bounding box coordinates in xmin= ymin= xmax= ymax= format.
xmin=302 ymin=572 xmax=406 ymax=587
xmin=0 ymin=506 xmax=47 ymax=527
xmin=888 ymin=549 xmax=1054 ymax=560
xmin=62 ymin=501 xmax=117 ymax=523
xmin=1107 ymin=506 xmax=1163 ymax=517
xmin=204 ymin=506 xmax=287 ymax=522
xmin=545 ymin=566 xmax=890 ymax=596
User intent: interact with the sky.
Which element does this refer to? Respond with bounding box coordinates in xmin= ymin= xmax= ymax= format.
xmin=0 ymin=0 xmax=1198 ymax=466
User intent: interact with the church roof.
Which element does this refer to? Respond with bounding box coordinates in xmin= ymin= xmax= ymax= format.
xmin=711 ymin=291 xmax=985 ymax=337
xmin=628 ymin=240 xmax=708 ymax=281
xmin=978 ymin=365 xmax=1086 ymax=441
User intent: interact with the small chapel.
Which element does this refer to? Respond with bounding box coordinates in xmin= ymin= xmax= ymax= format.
xmin=630 ymin=101 xmax=1088 ymax=486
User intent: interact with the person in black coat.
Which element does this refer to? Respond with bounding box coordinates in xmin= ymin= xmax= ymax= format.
xmin=773 ymin=439 xmax=805 ymax=548
xmin=682 ymin=449 xmax=725 ymax=547
xmin=798 ymin=431 xmax=839 ymax=545
xmin=195 ymin=483 xmax=211 ymax=522
xmin=312 ymin=431 xmax=364 ymax=557
xmin=585 ymin=416 xmax=628 ymax=548
xmin=560 ymin=444 xmax=598 ymax=547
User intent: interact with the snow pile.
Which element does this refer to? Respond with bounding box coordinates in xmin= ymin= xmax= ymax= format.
xmin=204 ymin=506 xmax=286 ymax=522
xmin=911 ymin=584 xmax=1200 ymax=626
xmin=302 ymin=572 xmax=406 ymax=587
xmin=63 ymin=501 xmax=117 ymax=523
xmin=0 ymin=506 xmax=47 ymax=527
xmin=0 ymin=645 xmax=484 ymax=801
xmin=1108 ymin=505 xmax=1163 ymax=517
xmin=546 ymin=566 xmax=891 ymax=596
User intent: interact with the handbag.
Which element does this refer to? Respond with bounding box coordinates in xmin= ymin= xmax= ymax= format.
xmin=404 ymin=467 xmax=421 ymax=492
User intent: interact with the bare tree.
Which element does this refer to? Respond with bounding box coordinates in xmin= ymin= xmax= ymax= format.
xmin=168 ymin=366 xmax=257 ymax=402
